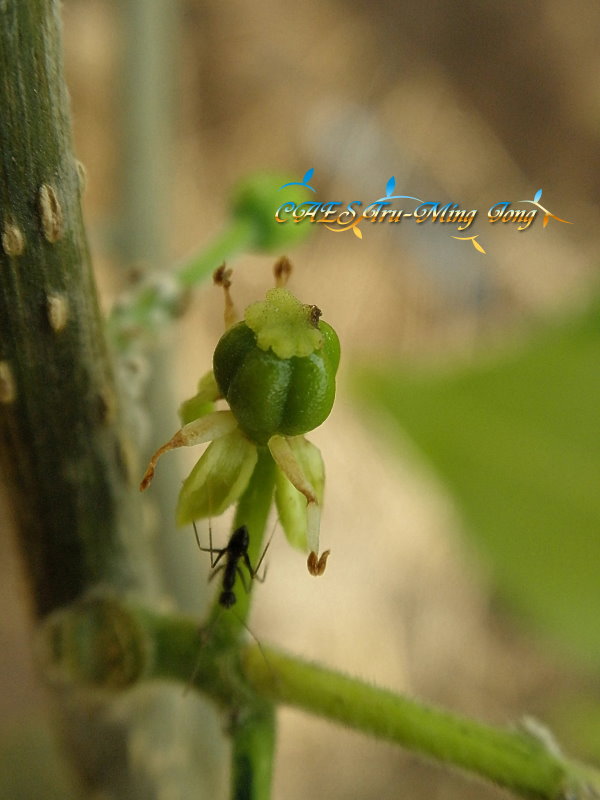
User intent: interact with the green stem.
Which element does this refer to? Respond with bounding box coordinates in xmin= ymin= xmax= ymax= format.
xmin=228 ymin=450 xmax=277 ymax=800
xmin=203 ymin=447 xmax=276 ymax=799
xmin=43 ymin=598 xmax=600 ymax=800
xmin=230 ymin=704 xmax=276 ymax=800
xmin=244 ymin=646 xmax=574 ymax=799
xmin=204 ymin=447 xmax=276 ymax=633
xmin=107 ymin=216 xmax=254 ymax=350
xmin=179 ymin=216 xmax=254 ymax=288
xmin=230 ymin=447 xmax=277 ymax=624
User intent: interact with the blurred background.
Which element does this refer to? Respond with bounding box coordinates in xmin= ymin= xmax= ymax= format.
xmin=1 ymin=1 xmax=600 ymax=798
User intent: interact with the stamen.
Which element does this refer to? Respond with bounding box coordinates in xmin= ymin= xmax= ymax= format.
xmin=213 ymin=264 xmax=237 ymax=328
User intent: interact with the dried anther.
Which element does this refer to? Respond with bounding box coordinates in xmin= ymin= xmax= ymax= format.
xmin=307 ymin=550 xmax=330 ymax=576
xmin=274 ymin=255 xmax=293 ymax=287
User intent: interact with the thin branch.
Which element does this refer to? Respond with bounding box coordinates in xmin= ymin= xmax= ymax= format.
xmin=42 ymin=597 xmax=600 ymax=800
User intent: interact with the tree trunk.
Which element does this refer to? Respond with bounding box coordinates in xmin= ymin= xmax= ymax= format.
xmin=0 ymin=2 xmax=149 ymax=614
xmin=0 ymin=3 xmax=160 ymax=796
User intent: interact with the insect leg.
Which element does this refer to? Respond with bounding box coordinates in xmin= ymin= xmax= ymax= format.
xmin=236 ymin=565 xmax=251 ymax=594
xmin=207 ymin=564 xmax=226 ymax=584
xmin=248 ymin=519 xmax=278 ymax=582
xmin=193 ymin=520 xmax=226 ymax=568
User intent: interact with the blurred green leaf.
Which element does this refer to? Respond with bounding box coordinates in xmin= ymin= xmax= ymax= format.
xmin=353 ymin=304 xmax=600 ymax=664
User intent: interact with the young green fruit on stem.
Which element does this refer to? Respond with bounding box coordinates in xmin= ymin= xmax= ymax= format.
xmin=213 ymin=288 xmax=340 ymax=444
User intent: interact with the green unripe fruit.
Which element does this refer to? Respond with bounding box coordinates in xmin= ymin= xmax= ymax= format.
xmin=213 ymin=309 xmax=340 ymax=445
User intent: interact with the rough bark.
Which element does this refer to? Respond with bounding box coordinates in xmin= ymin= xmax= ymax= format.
xmin=0 ymin=1 xmax=145 ymax=616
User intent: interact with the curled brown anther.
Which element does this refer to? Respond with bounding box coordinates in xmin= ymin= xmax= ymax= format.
xmin=213 ymin=263 xmax=232 ymax=288
xmin=307 ymin=549 xmax=330 ymax=576
xmin=274 ymin=255 xmax=293 ymax=287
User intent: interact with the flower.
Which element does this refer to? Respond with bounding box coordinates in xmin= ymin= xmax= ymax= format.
xmin=140 ymin=263 xmax=340 ymax=575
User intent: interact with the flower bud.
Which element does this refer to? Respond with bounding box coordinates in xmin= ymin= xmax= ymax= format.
xmin=231 ymin=172 xmax=312 ymax=252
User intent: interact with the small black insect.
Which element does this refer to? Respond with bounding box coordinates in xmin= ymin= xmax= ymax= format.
xmin=193 ymin=522 xmax=270 ymax=608
xmin=187 ymin=522 xmax=277 ymax=692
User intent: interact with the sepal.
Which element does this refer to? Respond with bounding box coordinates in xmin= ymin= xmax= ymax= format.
xmin=176 ymin=428 xmax=257 ymax=524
